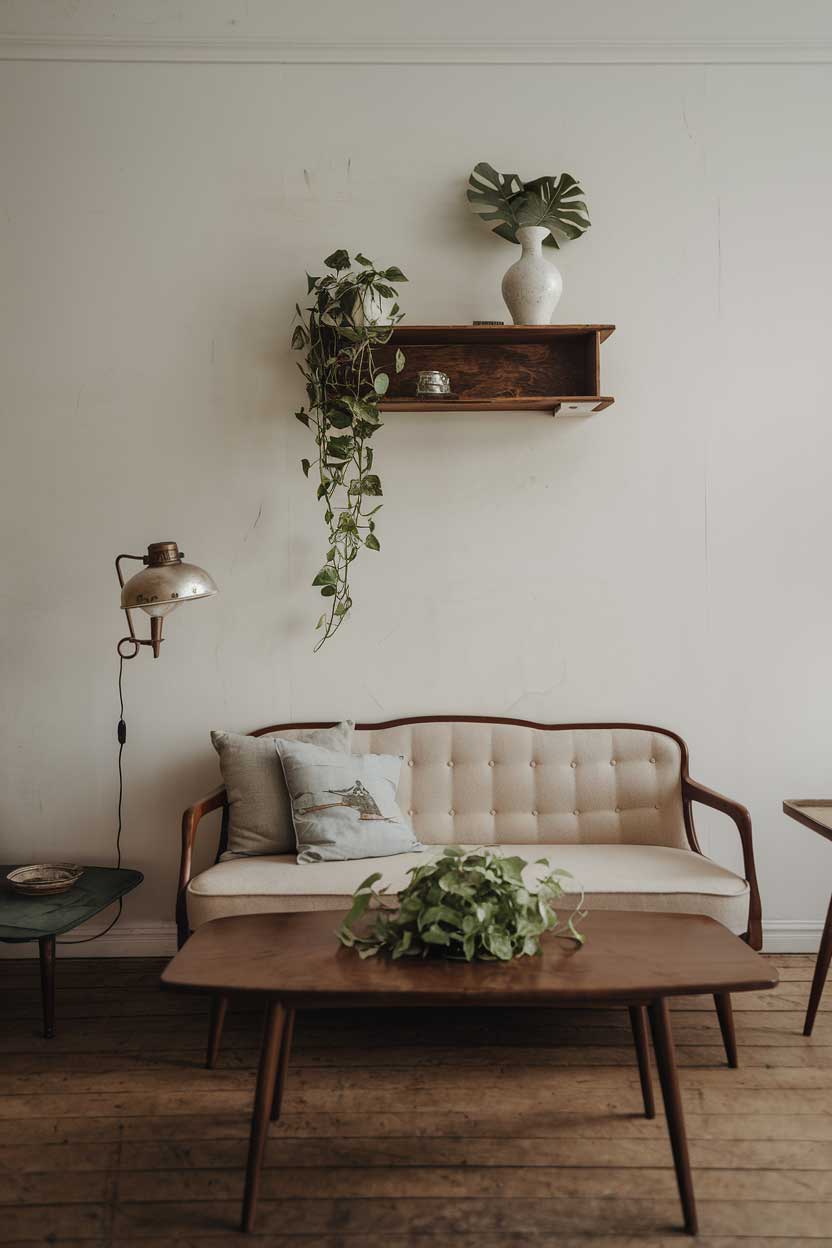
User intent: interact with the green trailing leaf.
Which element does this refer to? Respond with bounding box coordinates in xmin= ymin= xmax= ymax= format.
xmin=324 ymin=248 xmax=351 ymax=271
xmin=291 ymin=251 xmax=407 ymax=649
xmin=312 ymin=565 xmax=338 ymax=587
xmin=395 ymin=348 xmax=406 ymax=374
xmin=467 ymin=162 xmax=590 ymax=249
xmin=337 ymin=846 xmax=587 ymax=962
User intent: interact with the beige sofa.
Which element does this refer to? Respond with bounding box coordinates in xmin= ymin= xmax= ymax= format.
xmin=178 ymin=717 xmax=762 ymax=951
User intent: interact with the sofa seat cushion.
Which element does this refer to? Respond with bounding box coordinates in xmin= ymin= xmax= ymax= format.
xmin=187 ymin=843 xmax=751 ymax=935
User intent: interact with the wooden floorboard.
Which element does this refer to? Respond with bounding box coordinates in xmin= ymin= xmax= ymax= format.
xmin=0 ymin=954 xmax=829 ymax=1243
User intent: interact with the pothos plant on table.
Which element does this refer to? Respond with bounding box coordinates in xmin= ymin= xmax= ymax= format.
xmin=338 ymin=846 xmax=586 ymax=961
xmin=292 ymin=250 xmax=407 ymax=650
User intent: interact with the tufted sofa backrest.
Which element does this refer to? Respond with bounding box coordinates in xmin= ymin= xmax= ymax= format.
xmin=257 ymin=718 xmax=689 ymax=851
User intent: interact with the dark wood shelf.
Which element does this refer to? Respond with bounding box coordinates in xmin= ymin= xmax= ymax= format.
xmin=382 ymin=396 xmax=613 ymax=416
xmin=375 ymin=324 xmax=615 ymax=416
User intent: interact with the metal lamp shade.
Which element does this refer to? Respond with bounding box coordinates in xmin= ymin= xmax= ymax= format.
xmin=121 ymin=560 xmax=218 ymax=617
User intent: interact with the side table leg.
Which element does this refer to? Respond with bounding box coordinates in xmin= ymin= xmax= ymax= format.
xmin=804 ymin=892 xmax=832 ymax=1037
xmin=271 ymin=1007 xmax=296 ymax=1122
xmin=714 ymin=993 xmax=739 ymax=1067
xmin=648 ymin=997 xmax=697 ymax=1235
xmin=38 ymin=935 xmax=55 ymax=1040
xmin=241 ymin=1001 xmax=284 ymax=1233
xmin=628 ymin=1006 xmax=655 ymax=1118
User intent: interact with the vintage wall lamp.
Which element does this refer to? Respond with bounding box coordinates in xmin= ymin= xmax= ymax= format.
xmin=116 ymin=541 xmax=218 ymax=659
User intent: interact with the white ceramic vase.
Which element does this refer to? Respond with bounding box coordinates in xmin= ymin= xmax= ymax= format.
xmin=501 ymin=225 xmax=563 ymax=325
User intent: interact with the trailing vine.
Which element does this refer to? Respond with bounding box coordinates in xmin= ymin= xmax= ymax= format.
xmin=292 ymin=250 xmax=406 ymax=650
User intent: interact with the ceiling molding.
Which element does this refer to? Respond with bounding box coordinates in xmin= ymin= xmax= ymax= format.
xmin=1 ymin=34 xmax=831 ymax=65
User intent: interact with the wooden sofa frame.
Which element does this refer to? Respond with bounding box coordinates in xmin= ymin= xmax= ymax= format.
xmin=177 ymin=716 xmax=762 ymax=952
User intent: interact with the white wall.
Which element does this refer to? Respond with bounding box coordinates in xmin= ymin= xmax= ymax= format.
xmin=2 ymin=1 xmax=831 ymax=951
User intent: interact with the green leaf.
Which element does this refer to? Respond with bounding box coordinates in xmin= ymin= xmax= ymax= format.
xmin=291 ymin=325 xmax=307 ymax=350
xmin=373 ymin=372 xmax=389 ymax=396
xmin=324 ymin=248 xmax=351 ymax=271
xmin=395 ymin=348 xmax=406 ymax=374
xmin=301 ymin=458 xmax=310 ymax=477
xmin=320 ymin=584 xmax=337 ymax=597
xmin=312 ymin=565 xmax=338 ymax=587
xmin=355 ymin=252 xmax=373 ymax=266
xmin=326 ymin=435 xmax=354 ymax=460
xmin=383 ymin=266 xmax=408 ymax=282
xmin=295 ymin=410 xmax=310 ymax=428
xmin=359 ymin=474 xmax=383 ymax=496
xmin=365 ymin=532 xmax=381 ymax=551
xmin=306 ymin=273 xmax=318 ymax=294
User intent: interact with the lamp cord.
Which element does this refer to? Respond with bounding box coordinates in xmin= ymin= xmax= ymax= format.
xmin=58 ymin=656 xmax=126 ymax=945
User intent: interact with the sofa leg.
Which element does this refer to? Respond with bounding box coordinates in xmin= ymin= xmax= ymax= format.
xmin=714 ymin=992 xmax=738 ymax=1068
xmin=628 ymin=1005 xmax=655 ymax=1118
xmin=206 ymin=994 xmax=228 ymax=1070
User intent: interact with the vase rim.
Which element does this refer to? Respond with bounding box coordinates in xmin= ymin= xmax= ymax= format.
xmin=516 ymin=224 xmax=550 ymax=243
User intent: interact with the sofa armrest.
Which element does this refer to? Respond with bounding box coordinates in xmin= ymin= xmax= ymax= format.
xmin=683 ymin=778 xmax=762 ymax=949
xmin=176 ymin=786 xmax=227 ymax=948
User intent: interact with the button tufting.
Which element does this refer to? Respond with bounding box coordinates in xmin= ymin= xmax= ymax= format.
xmin=615 ymin=806 xmax=621 ymax=813
xmin=573 ymin=808 xmax=580 ymax=816
xmin=530 ymin=760 xmax=536 ymax=768
xmin=407 ymin=760 xmax=414 ymax=767
xmin=408 ymin=809 xmax=414 ymax=816
xmin=610 ymin=759 xmax=617 ymax=766
xmin=532 ymin=809 xmax=538 ymax=817
xmin=490 ymin=808 xmax=496 ymax=816
xmin=447 ymin=761 xmax=454 ymax=768
xmin=449 ymin=809 xmax=455 ymax=816
xmin=650 ymin=757 xmax=656 ymax=764
xmin=488 ymin=760 xmax=495 ymax=767
xmin=570 ymin=760 xmax=577 ymax=768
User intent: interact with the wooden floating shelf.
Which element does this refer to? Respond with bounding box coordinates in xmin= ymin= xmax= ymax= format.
xmin=375 ymin=324 xmax=615 ymax=417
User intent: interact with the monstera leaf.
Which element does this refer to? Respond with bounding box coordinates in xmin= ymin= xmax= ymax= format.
xmin=467 ymin=163 xmax=590 ymax=249
xmin=466 ymin=162 xmax=525 ymax=244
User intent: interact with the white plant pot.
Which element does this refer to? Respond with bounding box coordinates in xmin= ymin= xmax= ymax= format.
xmin=501 ymin=225 xmax=563 ymax=325
xmin=352 ymin=288 xmax=389 ymax=327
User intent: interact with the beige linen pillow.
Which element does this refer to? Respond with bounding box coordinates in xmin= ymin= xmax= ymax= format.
xmin=211 ymin=722 xmax=353 ymax=859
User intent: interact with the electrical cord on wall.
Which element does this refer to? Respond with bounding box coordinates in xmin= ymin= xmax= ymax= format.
xmin=58 ymin=656 xmax=126 ymax=945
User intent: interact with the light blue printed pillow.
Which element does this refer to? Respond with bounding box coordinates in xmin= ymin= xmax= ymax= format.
xmin=274 ymin=739 xmax=423 ymax=864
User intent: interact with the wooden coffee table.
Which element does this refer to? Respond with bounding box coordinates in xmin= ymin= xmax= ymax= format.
xmin=162 ymin=909 xmax=777 ymax=1235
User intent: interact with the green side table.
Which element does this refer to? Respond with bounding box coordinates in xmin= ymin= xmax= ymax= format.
xmin=0 ymin=865 xmax=143 ymax=1037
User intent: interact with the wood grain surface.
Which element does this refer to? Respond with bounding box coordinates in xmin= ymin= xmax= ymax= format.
xmin=0 ymin=952 xmax=826 ymax=1244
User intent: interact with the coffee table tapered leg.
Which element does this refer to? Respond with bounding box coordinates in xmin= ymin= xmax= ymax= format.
xmin=38 ymin=935 xmax=55 ymax=1039
xmin=241 ymin=1001 xmax=285 ymax=1233
xmin=714 ymin=992 xmax=738 ymax=1067
xmin=271 ymin=1007 xmax=295 ymax=1122
xmin=648 ymin=997 xmax=697 ymax=1235
xmin=206 ymin=994 xmax=228 ymax=1069
xmin=628 ymin=1005 xmax=655 ymax=1118
xmin=805 ymin=892 xmax=832 ymax=1037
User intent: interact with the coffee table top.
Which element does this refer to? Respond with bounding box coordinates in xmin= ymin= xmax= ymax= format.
xmin=162 ymin=910 xmax=777 ymax=1006
xmin=0 ymin=866 xmax=143 ymax=941
xmin=784 ymin=799 xmax=832 ymax=844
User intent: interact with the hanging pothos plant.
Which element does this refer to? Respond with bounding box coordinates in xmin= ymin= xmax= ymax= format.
xmin=292 ymin=250 xmax=407 ymax=650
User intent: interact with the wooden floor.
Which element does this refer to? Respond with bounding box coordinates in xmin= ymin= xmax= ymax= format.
xmin=0 ymin=954 xmax=829 ymax=1246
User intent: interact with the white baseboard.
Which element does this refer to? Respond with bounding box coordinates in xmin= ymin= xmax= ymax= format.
xmin=0 ymin=920 xmax=178 ymax=959
xmin=763 ymin=921 xmax=824 ymax=954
